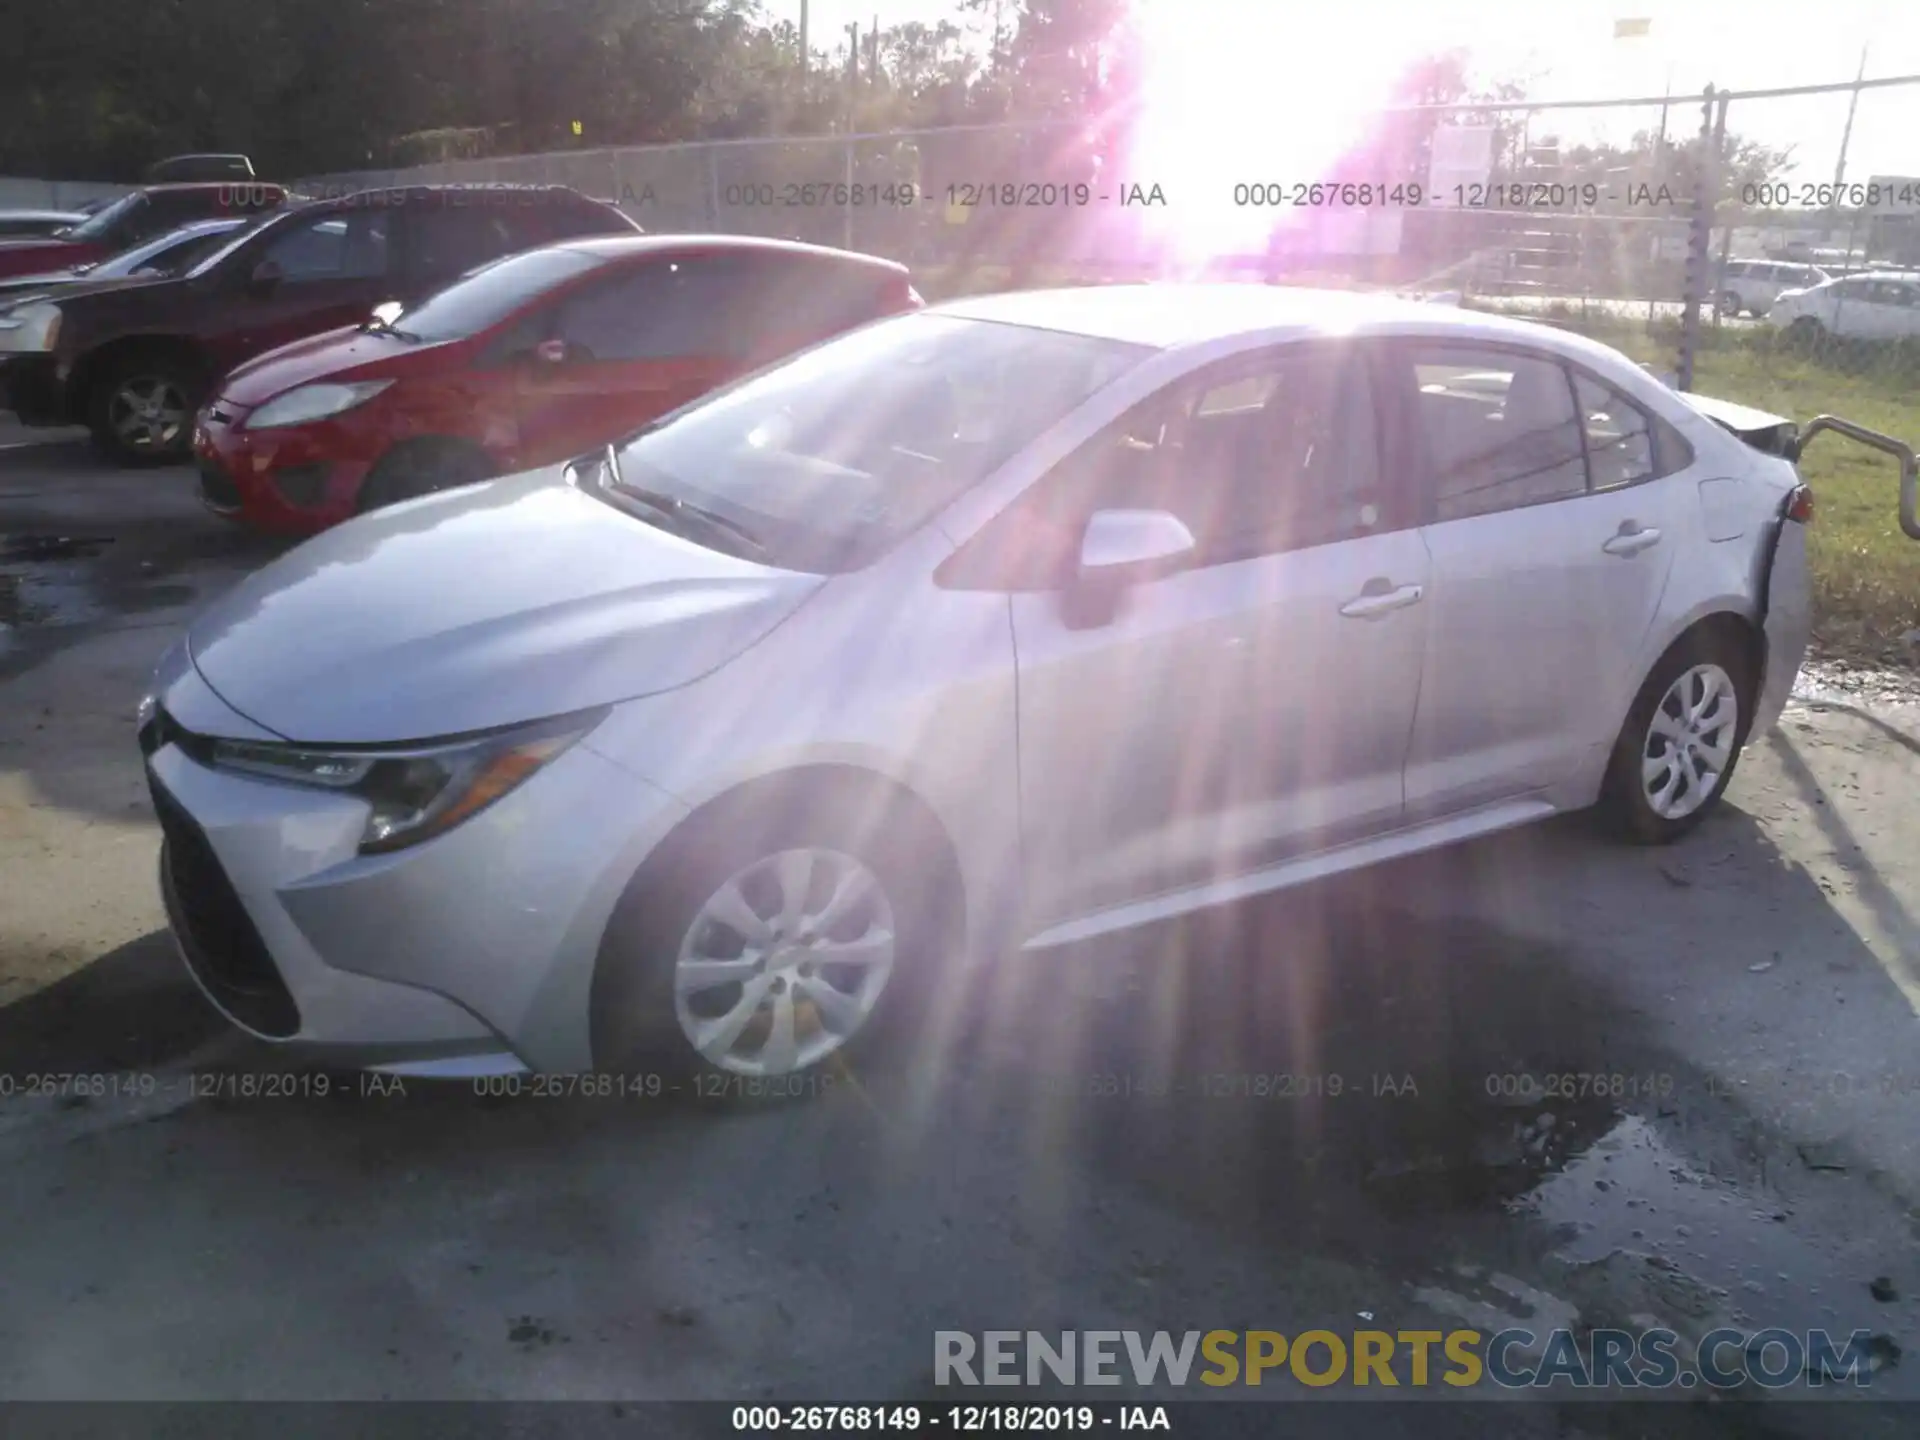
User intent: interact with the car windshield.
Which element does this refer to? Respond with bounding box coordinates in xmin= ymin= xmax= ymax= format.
xmin=63 ymin=193 xmax=143 ymax=242
xmin=100 ymin=224 xmax=238 ymax=278
xmin=601 ymin=313 xmax=1152 ymax=573
xmin=179 ymin=212 xmax=283 ymax=280
xmin=379 ymin=247 xmax=607 ymax=342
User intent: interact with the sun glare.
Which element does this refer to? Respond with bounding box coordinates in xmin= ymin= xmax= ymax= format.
xmin=1126 ymin=0 xmax=1423 ymax=264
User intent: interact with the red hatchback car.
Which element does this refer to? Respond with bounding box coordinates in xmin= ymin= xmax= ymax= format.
xmin=194 ymin=235 xmax=922 ymax=532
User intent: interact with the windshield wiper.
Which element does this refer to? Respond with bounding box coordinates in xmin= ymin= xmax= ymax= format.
xmin=599 ymin=445 xmax=768 ymax=560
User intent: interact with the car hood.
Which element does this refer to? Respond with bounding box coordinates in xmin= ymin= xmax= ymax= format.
xmin=0 ymin=237 xmax=92 ymax=278
xmin=0 ymin=272 xmax=164 ymax=306
xmin=187 ymin=466 xmax=826 ymax=744
xmin=218 ymin=326 xmax=449 ymax=407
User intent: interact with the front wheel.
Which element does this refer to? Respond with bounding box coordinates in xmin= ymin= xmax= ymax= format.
xmin=591 ymin=801 xmax=950 ymax=1087
xmin=1599 ymin=632 xmax=1754 ymax=844
xmin=1786 ymin=315 xmax=1825 ymax=342
xmin=88 ymin=354 xmax=204 ymax=465
xmin=1718 ymin=291 xmax=1743 ymax=317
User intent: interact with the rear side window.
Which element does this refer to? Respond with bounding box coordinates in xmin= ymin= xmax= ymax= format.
xmin=260 ymin=209 xmax=391 ymax=281
xmin=552 ymin=253 xmax=766 ymax=360
xmin=1573 ymin=374 xmax=1656 ymax=490
xmin=1409 ymin=348 xmax=1587 ymax=521
xmin=407 ymin=203 xmax=536 ymax=284
xmin=530 ymin=196 xmax=636 ymax=243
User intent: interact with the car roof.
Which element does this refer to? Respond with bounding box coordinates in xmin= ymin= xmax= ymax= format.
xmin=934 ymin=284 xmax=1594 ymax=352
xmin=552 ymin=232 xmax=908 ymax=274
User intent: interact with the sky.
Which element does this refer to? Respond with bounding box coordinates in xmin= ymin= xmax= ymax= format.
xmin=781 ymin=0 xmax=1920 ymax=185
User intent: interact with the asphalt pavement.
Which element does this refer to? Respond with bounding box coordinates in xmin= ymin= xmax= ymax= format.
xmin=2 ymin=424 xmax=1917 ymax=1437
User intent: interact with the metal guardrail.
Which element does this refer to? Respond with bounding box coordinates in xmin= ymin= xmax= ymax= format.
xmin=1795 ymin=414 xmax=1920 ymax=541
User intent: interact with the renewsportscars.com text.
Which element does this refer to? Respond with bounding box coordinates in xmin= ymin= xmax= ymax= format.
xmin=934 ymin=1328 xmax=1883 ymax=1390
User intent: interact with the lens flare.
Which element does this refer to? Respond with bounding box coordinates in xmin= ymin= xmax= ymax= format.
xmin=1123 ymin=0 xmax=1422 ymax=267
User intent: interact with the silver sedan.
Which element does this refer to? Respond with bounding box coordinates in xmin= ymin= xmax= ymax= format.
xmin=139 ymin=285 xmax=1813 ymax=1081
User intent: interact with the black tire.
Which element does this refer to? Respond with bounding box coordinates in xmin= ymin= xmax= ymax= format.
xmin=590 ymin=785 xmax=958 ymax=1094
xmin=1787 ymin=315 xmax=1824 ymax=342
xmin=1598 ymin=627 xmax=1755 ymax=845
xmin=1718 ymin=291 xmax=1743 ymax=317
xmin=87 ymin=351 xmax=206 ymax=466
xmin=355 ymin=438 xmax=494 ymax=514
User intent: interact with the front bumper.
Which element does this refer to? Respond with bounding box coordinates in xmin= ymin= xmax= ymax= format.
xmin=193 ymin=398 xmax=375 ymax=534
xmin=142 ymin=670 xmax=690 ymax=1073
xmin=0 ymin=353 xmax=69 ymax=425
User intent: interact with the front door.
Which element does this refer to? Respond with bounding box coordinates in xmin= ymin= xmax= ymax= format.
xmin=511 ymin=254 xmax=754 ymax=466
xmin=1008 ymin=342 xmax=1429 ymax=928
xmin=208 ymin=208 xmax=396 ymax=373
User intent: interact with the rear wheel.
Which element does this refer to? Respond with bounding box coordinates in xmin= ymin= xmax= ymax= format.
xmin=355 ymin=438 xmax=494 ymax=514
xmin=1599 ymin=629 xmax=1754 ymax=844
xmin=88 ymin=352 xmax=204 ymax=465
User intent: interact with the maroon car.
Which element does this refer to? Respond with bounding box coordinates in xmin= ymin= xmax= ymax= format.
xmin=0 ymin=184 xmax=640 ymax=463
xmin=193 ymin=235 xmax=921 ymax=534
xmin=0 ymin=182 xmax=287 ymax=281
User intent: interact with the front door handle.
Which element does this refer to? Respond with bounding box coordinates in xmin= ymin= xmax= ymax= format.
xmin=1339 ymin=581 xmax=1424 ymax=619
xmin=1602 ymin=523 xmax=1662 ymax=557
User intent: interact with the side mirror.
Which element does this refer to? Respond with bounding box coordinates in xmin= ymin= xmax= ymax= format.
xmin=247 ymin=259 xmax=284 ymax=294
xmin=1060 ymin=509 xmax=1196 ymax=629
xmin=1077 ymin=508 xmax=1196 ymax=584
xmin=532 ymin=337 xmax=570 ymax=366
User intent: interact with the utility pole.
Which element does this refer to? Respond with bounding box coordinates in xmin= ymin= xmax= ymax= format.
xmin=799 ymin=0 xmax=808 ymax=77
xmin=1832 ymin=41 xmax=1870 ymax=189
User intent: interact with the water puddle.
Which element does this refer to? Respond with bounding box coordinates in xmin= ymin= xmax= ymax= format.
xmin=1517 ymin=1115 xmax=1906 ymax=1384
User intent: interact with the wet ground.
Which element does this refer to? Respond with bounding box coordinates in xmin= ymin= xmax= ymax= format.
xmin=2 ymin=427 xmax=1918 ymax=1436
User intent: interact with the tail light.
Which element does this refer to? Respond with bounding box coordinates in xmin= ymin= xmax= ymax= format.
xmin=1784 ymin=483 xmax=1814 ymax=524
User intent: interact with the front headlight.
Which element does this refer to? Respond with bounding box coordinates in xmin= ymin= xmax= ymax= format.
xmin=0 ymin=301 xmax=62 ymax=353
xmin=204 ymin=709 xmax=605 ymax=854
xmin=245 ymin=379 xmax=394 ymax=431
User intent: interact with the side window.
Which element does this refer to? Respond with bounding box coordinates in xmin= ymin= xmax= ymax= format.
xmin=551 ymin=255 xmax=758 ymax=360
xmin=260 ymin=210 xmax=390 ymax=282
xmin=1408 ymin=347 xmax=1587 ymax=521
xmin=972 ymin=345 xmax=1384 ymax=584
xmin=1573 ymin=373 xmax=1657 ymax=490
xmin=408 ymin=205 xmax=526 ymax=284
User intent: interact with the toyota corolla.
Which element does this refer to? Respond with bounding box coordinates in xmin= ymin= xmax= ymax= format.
xmin=139 ymin=286 xmax=1813 ymax=1082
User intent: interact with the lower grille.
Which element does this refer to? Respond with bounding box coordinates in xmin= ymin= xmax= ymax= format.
xmin=150 ymin=773 xmax=300 ymax=1038
xmin=271 ymin=462 xmax=329 ymax=509
xmin=197 ymin=459 xmax=241 ymax=511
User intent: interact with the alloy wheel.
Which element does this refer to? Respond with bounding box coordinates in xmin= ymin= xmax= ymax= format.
xmin=672 ymin=846 xmax=897 ymax=1076
xmin=109 ymin=376 xmax=189 ymax=452
xmin=1641 ymin=663 xmax=1739 ymax=821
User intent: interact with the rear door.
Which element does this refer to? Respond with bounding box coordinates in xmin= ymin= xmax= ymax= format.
xmin=1394 ymin=343 xmax=1684 ymax=819
xmin=510 ymin=252 xmax=753 ymax=464
xmin=206 ymin=206 xmax=397 ymax=370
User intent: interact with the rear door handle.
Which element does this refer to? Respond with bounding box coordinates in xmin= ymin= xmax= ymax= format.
xmin=1602 ymin=524 xmax=1662 ymax=557
xmin=1339 ymin=582 xmax=1424 ymax=619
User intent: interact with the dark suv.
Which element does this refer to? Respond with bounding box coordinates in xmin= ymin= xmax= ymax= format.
xmin=0 ymin=182 xmax=288 ymax=281
xmin=0 ymin=185 xmax=640 ymax=463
